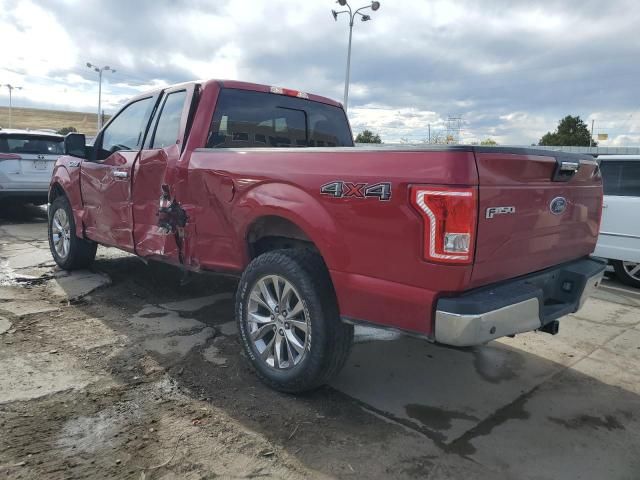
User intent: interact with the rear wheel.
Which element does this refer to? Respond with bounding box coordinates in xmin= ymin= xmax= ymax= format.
xmin=48 ymin=195 xmax=97 ymax=270
xmin=236 ymin=249 xmax=353 ymax=393
xmin=612 ymin=260 xmax=640 ymax=289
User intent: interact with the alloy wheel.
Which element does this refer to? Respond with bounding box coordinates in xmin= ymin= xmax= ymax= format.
xmin=51 ymin=208 xmax=71 ymax=260
xmin=247 ymin=275 xmax=310 ymax=369
xmin=622 ymin=261 xmax=640 ymax=281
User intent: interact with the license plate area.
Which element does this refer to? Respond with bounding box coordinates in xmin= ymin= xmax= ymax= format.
xmin=33 ymin=160 xmax=47 ymax=170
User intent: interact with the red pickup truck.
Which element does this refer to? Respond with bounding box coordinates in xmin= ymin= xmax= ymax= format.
xmin=48 ymin=79 xmax=606 ymax=392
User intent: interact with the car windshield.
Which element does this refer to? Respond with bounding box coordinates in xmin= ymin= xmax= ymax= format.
xmin=0 ymin=134 xmax=64 ymax=155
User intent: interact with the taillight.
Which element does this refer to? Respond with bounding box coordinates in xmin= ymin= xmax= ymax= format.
xmin=410 ymin=186 xmax=477 ymax=264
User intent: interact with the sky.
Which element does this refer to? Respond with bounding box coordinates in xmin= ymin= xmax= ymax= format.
xmin=0 ymin=0 xmax=639 ymax=145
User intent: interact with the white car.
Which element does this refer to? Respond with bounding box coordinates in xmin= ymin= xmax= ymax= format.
xmin=0 ymin=128 xmax=64 ymax=205
xmin=594 ymin=155 xmax=640 ymax=288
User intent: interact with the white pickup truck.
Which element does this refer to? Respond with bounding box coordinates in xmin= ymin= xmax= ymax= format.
xmin=594 ymin=155 xmax=640 ymax=288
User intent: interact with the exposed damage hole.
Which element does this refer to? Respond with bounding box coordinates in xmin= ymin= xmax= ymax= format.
xmin=157 ymin=184 xmax=188 ymax=266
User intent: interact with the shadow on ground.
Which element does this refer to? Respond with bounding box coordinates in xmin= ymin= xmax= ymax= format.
xmin=65 ymin=255 xmax=640 ymax=479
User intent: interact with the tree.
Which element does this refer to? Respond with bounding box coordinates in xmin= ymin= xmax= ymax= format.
xmin=57 ymin=126 xmax=78 ymax=136
xmin=538 ymin=115 xmax=596 ymax=147
xmin=480 ymin=138 xmax=498 ymax=145
xmin=355 ymin=130 xmax=382 ymax=143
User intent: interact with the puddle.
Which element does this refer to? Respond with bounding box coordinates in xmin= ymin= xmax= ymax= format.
xmin=405 ymin=404 xmax=479 ymax=431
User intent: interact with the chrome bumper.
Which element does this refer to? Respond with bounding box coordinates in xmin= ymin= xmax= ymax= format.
xmin=434 ymin=258 xmax=605 ymax=347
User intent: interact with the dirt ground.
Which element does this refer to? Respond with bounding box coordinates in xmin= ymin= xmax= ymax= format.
xmin=1 ymin=204 xmax=640 ymax=480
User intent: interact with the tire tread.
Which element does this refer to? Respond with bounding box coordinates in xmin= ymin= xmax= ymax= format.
xmin=48 ymin=196 xmax=97 ymax=270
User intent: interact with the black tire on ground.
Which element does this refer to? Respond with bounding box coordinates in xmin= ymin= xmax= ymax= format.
xmin=236 ymin=249 xmax=354 ymax=393
xmin=48 ymin=195 xmax=97 ymax=270
xmin=612 ymin=260 xmax=640 ymax=289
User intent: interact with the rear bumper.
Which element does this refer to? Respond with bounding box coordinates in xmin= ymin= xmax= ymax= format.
xmin=434 ymin=256 xmax=606 ymax=347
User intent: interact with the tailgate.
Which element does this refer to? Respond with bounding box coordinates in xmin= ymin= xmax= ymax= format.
xmin=471 ymin=148 xmax=602 ymax=287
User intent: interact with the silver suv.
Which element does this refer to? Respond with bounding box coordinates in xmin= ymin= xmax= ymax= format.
xmin=0 ymin=129 xmax=64 ymax=205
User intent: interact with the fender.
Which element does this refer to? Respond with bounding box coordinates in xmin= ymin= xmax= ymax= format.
xmin=233 ymin=181 xmax=349 ymax=271
xmin=50 ymin=157 xmax=85 ymax=238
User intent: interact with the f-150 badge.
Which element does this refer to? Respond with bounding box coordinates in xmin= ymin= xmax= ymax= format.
xmin=320 ymin=181 xmax=391 ymax=201
xmin=486 ymin=206 xmax=516 ymax=219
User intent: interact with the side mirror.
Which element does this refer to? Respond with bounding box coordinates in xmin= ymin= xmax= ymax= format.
xmin=64 ymin=133 xmax=86 ymax=158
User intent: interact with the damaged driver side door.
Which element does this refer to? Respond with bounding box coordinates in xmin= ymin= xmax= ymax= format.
xmin=80 ymin=95 xmax=157 ymax=251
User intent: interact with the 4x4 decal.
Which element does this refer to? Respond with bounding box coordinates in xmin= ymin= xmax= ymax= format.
xmin=320 ymin=181 xmax=392 ymax=201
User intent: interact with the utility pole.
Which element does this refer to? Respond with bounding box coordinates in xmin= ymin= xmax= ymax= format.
xmin=331 ymin=1 xmax=381 ymax=112
xmin=590 ymin=119 xmax=595 ymax=148
xmin=86 ymin=62 xmax=116 ymax=131
xmin=428 ymin=123 xmax=431 ymax=144
xmin=2 ymin=84 xmax=23 ymax=128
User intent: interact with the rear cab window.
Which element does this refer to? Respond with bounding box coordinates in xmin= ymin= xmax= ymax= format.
xmin=206 ymin=88 xmax=353 ymax=148
xmin=0 ymin=134 xmax=63 ymax=155
xmin=600 ymin=160 xmax=640 ymax=197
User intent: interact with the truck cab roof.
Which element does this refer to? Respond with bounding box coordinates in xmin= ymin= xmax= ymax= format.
xmin=127 ymin=79 xmax=343 ymax=109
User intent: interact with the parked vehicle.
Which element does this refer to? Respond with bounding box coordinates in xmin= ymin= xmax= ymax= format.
xmin=0 ymin=128 xmax=64 ymax=205
xmin=593 ymin=155 xmax=640 ymax=288
xmin=47 ymin=79 xmax=606 ymax=392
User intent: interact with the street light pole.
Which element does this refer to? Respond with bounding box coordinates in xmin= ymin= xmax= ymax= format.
xmin=86 ymin=62 xmax=116 ymax=131
xmin=344 ymin=19 xmax=354 ymax=111
xmin=331 ymin=1 xmax=381 ymax=112
xmin=2 ymin=84 xmax=23 ymax=128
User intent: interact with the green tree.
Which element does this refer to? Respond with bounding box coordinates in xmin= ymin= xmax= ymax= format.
xmin=57 ymin=126 xmax=78 ymax=135
xmin=480 ymin=138 xmax=498 ymax=145
xmin=355 ymin=130 xmax=382 ymax=143
xmin=538 ymin=115 xmax=596 ymax=147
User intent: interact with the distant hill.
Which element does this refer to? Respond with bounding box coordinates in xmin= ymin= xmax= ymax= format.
xmin=0 ymin=106 xmax=111 ymax=136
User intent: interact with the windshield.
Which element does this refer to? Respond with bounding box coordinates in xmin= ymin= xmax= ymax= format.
xmin=207 ymin=88 xmax=353 ymax=148
xmin=0 ymin=134 xmax=64 ymax=155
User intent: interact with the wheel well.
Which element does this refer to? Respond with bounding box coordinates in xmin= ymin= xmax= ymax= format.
xmin=247 ymin=216 xmax=319 ymax=259
xmin=49 ymin=183 xmax=66 ymax=203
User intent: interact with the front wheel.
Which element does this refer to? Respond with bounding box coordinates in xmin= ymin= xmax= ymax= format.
xmin=612 ymin=260 xmax=640 ymax=289
xmin=236 ymin=249 xmax=353 ymax=393
xmin=48 ymin=195 xmax=97 ymax=270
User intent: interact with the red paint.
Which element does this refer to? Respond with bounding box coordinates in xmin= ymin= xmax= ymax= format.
xmin=50 ymin=79 xmax=602 ymax=337
xmin=471 ymin=153 xmax=602 ymax=287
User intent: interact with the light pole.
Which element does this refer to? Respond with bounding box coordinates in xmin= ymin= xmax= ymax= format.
xmin=331 ymin=0 xmax=380 ymax=112
xmin=2 ymin=84 xmax=23 ymax=128
xmin=86 ymin=62 xmax=116 ymax=131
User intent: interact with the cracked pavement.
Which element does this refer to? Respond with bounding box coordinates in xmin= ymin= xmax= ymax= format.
xmin=1 ymin=204 xmax=639 ymax=479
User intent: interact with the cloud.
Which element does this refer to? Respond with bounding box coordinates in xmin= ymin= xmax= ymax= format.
xmin=0 ymin=0 xmax=639 ymax=144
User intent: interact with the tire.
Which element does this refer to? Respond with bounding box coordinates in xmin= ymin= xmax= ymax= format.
xmin=236 ymin=249 xmax=354 ymax=393
xmin=48 ymin=195 xmax=97 ymax=270
xmin=612 ymin=260 xmax=640 ymax=289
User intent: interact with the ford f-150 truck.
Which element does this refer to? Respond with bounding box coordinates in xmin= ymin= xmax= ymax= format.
xmin=48 ymin=79 xmax=606 ymax=392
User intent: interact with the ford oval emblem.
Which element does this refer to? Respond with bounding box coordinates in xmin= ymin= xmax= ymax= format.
xmin=550 ymin=196 xmax=567 ymax=215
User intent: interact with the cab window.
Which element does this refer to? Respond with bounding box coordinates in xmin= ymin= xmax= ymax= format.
xmin=150 ymin=90 xmax=187 ymax=149
xmin=601 ymin=161 xmax=640 ymax=197
xmin=207 ymin=88 xmax=353 ymax=148
xmin=99 ymin=97 xmax=153 ymax=159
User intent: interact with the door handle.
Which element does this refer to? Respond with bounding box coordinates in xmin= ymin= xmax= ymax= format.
xmin=112 ymin=170 xmax=129 ymax=179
